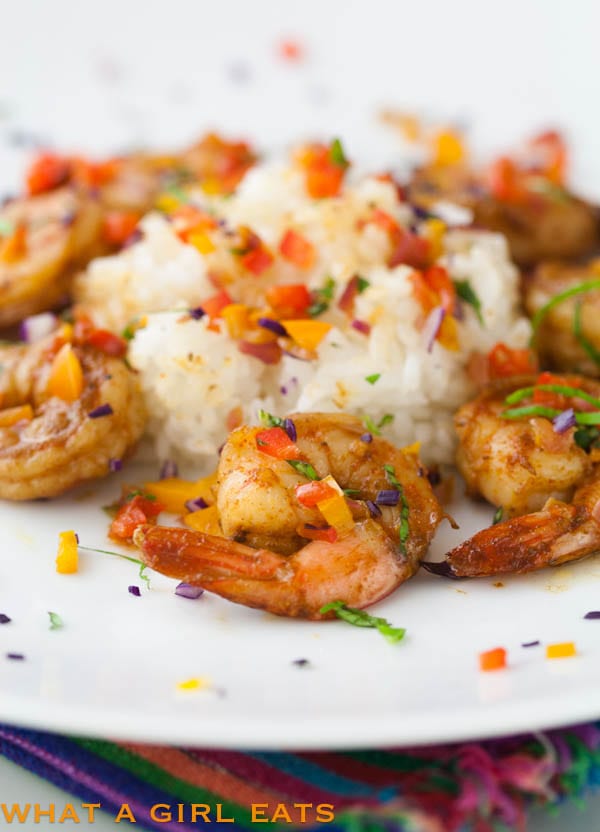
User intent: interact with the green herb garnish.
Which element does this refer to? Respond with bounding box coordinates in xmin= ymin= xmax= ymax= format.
xmin=320 ymin=601 xmax=406 ymax=644
xmin=384 ymin=464 xmax=410 ymax=554
xmin=530 ymin=280 xmax=600 ymax=344
xmin=258 ymin=409 xmax=284 ymax=428
xmin=454 ymin=280 xmax=483 ymax=325
xmin=287 ymin=460 xmax=319 ymax=480
xmin=363 ymin=413 xmax=394 ymax=436
xmin=48 ymin=611 xmax=64 ymax=631
xmin=0 ymin=218 xmax=14 ymax=236
xmin=505 ymin=384 xmax=600 ymax=410
xmin=329 ymin=138 xmax=349 ymax=169
xmin=528 ymin=177 xmax=569 ymax=202
xmin=356 ymin=276 xmax=370 ymax=294
xmin=574 ymin=425 xmax=600 ymax=451
xmin=573 ymin=299 xmax=600 ymax=367
xmin=365 ymin=373 xmax=381 ymax=385
xmin=308 ymin=277 xmax=336 ymax=318
xmin=502 ymin=404 xmax=600 ymax=425
xmin=78 ymin=545 xmax=151 ymax=588
xmin=493 ymin=507 xmax=504 ymax=525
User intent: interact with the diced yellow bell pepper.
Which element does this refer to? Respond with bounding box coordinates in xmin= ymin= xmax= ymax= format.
xmin=184 ymin=504 xmax=222 ymax=535
xmin=200 ymin=178 xmax=222 ymax=196
xmin=56 ymin=530 xmax=79 ymax=574
xmin=176 ymin=676 xmax=210 ymax=691
xmin=144 ymin=471 xmax=218 ymax=515
xmin=546 ymin=642 xmax=577 ymax=659
xmin=316 ymin=493 xmax=355 ymax=536
xmin=281 ymin=319 xmax=332 ymax=351
xmin=0 ymin=404 xmax=34 ymax=428
xmin=188 ymin=231 xmax=216 ymax=254
xmin=47 ymin=343 xmax=84 ymax=403
xmin=0 ymin=224 xmax=27 ymax=263
xmin=432 ymin=130 xmax=465 ymax=166
xmin=401 ymin=441 xmax=421 ymax=456
xmin=437 ymin=315 xmax=459 ymax=352
xmin=58 ymin=322 xmax=73 ymax=342
xmin=155 ymin=193 xmax=181 ymax=213
xmin=422 ymin=218 xmax=446 ymax=260
xmin=222 ymin=304 xmax=250 ymax=339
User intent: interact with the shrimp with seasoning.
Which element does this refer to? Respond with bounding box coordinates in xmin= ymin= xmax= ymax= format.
xmin=0 ymin=187 xmax=102 ymax=327
xmin=134 ymin=413 xmax=442 ymax=619
xmin=441 ymin=373 xmax=600 ymax=576
xmin=0 ymin=331 xmax=145 ymax=500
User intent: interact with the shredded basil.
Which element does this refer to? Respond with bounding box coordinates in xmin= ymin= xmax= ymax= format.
xmin=287 ymin=460 xmax=319 ymax=480
xmin=530 ymin=279 xmax=600 ymax=344
xmin=454 ymin=280 xmax=484 ymax=325
xmin=320 ymin=601 xmax=406 ymax=644
xmin=573 ymin=299 xmax=600 ymax=367
xmin=48 ymin=611 xmax=64 ymax=631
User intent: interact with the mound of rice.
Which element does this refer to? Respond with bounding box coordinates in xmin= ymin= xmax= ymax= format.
xmin=80 ymin=154 xmax=530 ymax=467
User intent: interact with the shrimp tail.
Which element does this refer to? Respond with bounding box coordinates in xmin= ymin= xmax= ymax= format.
xmin=133 ymin=525 xmax=288 ymax=583
xmin=444 ymin=497 xmax=600 ymax=578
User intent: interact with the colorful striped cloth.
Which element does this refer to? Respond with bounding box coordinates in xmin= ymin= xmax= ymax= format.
xmin=0 ymin=722 xmax=599 ymax=831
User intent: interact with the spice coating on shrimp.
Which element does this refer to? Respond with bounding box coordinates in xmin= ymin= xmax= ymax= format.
xmin=135 ymin=413 xmax=442 ymax=619
xmin=0 ymin=333 xmax=145 ymax=499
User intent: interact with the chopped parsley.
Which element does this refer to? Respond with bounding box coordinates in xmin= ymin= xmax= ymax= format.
xmin=454 ymin=280 xmax=483 ymax=325
xmin=363 ymin=413 xmax=394 ymax=436
xmin=573 ymin=299 xmax=600 ymax=367
xmin=48 ymin=611 xmax=64 ymax=631
xmin=530 ymin=279 xmax=600 ymax=344
xmin=493 ymin=506 xmax=504 ymax=525
xmin=365 ymin=373 xmax=381 ymax=385
xmin=258 ymin=409 xmax=284 ymax=428
xmin=356 ymin=276 xmax=370 ymax=293
xmin=329 ymin=138 xmax=349 ymax=169
xmin=308 ymin=277 xmax=335 ymax=317
xmin=320 ymin=601 xmax=406 ymax=644
xmin=574 ymin=425 xmax=600 ymax=451
xmin=384 ymin=464 xmax=410 ymax=554
xmin=287 ymin=460 xmax=319 ymax=480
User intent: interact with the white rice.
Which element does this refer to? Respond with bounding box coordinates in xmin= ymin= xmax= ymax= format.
xmin=82 ymin=158 xmax=531 ymax=467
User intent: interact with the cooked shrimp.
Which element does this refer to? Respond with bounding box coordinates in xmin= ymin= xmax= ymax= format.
xmin=444 ymin=470 xmax=600 ymax=577
xmin=408 ymin=163 xmax=598 ymax=266
xmin=0 ymin=187 xmax=102 ymax=327
xmin=455 ymin=376 xmax=599 ymax=517
xmin=134 ymin=413 xmax=442 ymax=619
xmin=524 ymin=260 xmax=600 ymax=376
xmin=0 ymin=333 xmax=145 ymax=499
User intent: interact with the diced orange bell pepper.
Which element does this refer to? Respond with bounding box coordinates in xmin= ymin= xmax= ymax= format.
xmin=56 ymin=530 xmax=79 ymax=574
xmin=188 ymin=231 xmax=216 ymax=254
xmin=431 ymin=129 xmax=465 ymax=166
xmin=279 ymin=230 xmax=316 ymax=269
xmin=295 ymin=479 xmax=338 ymax=507
xmin=281 ymin=319 xmax=332 ymax=351
xmin=479 ymin=647 xmax=507 ymax=672
xmin=256 ymin=427 xmax=302 ymax=460
xmin=222 ymin=304 xmax=250 ymax=338
xmin=184 ymin=504 xmax=222 ymax=535
xmin=85 ymin=329 xmax=128 ymax=357
xmin=316 ymin=493 xmax=355 ymax=536
xmin=265 ymin=284 xmax=311 ymax=317
xmin=0 ymin=223 xmax=28 ymax=263
xmin=144 ymin=472 xmax=218 ymax=515
xmin=241 ymin=246 xmax=274 ymax=276
xmin=47 ymin=343 xmax=84 ymax=403
xmin=200 ymin=290 xmax=233 ymax=320
xmin=0 ymin=404 xmax=34 ymax=428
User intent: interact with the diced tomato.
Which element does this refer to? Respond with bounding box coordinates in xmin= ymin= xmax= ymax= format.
xmin=388 ymin=231 xmax=431 ymax=269
xmin=278 ymin=38 xmax=304 ymax=61
xmin=295 ymin=480 xmax=337 ymax=507
xmin=26 ymin=152 xmax=70 ymax=195
xmin=266 ymin=283 xmax=311 ymax=316
xmin=85 ymin=329 xmax=128 ymax=357
xmin=255 ymin=427 xmax=301 ymax=460
xmin=279 ymin=229 xmax=316 ymax=269
xmin=109 ymin=494 xmax=164 ymax=542
xmin=241 ymin=246 xmax=274 ymax=275
xmin=200 ymin=289 xmax=233 ymax=319
xmin=296 ymin=143 xmax=348 ymax=199
xmin=102 ymin=211 xmax=140 ymax=245
xmin=297 ymin=524 xmax=338 ymax=543
xmin=487 ymin=343 xmax=539 ymax=379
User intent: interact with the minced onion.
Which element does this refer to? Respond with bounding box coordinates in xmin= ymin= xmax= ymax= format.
xmin=360 ymin=432 xmax=373 ymax=443
xmin=351 ymin=319 xmax=371 ymax=335
xmin=375 ymin=489 xmax=400 ymax=506
xmin=423 ymin=306 xmax=445 ymax=353
xmin=552 ymin=408 xmax=576 ymax=434
xmin=257 ymin=317 xmax=288 ymax=337
xmin=189 ymin=307 xmax=206 ymax=320
xmin=584 ymin=611 xmax=600 ymax=620
xmin=88 ymin=404 xmax=114 ymax=419
xmin=365 ymin=500 xmax=382 ymax=518
xmin=175 ymin=582 xmax=204 ymax=600
xmin=184 ymin=497 xmax=208 ymax=512
xmin=283 ymin=418 xmax=297 ymax=442
xmin=160 ymin=459 xmax=179 ymax=479
xmin=128 ymin=585 xmax=141 ymax=597
xmin=19 ymin=312 xmax=58 ymax=343
xmin=108 ymin=458 xmax=122 ymax=473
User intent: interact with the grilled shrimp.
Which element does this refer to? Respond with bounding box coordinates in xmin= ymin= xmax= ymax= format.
xmin=134 ymin=413 xmax=442 ymax=619
xmin=455 ymin=376 xmax=598 ymax=517
xmin=408 ymin=163 xmax=598 ymax=267
xmin=524 ymin=260 xmax=600 ymax=376
xmin=0 ymin=333 xmax=145 ymax=499
xmin=441 ymin=373 xmax=600 ymax=576
xmin=0 ymin=187 xmax=102 ymax=327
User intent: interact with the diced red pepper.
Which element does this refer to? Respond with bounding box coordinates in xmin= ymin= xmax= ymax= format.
xmin=255 ymin=427 xmax=301 ymax=460
xmin=26 ymin=152 xmax=71 ymax=195
xmin=85 ymin=329 xmax=128 ymax=357
xmin=295 ymin=480 xmax=337 ymax=507
xmin=487 ymin=343 xmax=539 ymax=379
xmin=388 ymin=231 xmax=431 ymax=269
xmin=337 ymin=275 xmax=360 ymax=316
xmin=241 ymin=246 xmax=274 ymax=275
xmin=266 ymin=283 xmax=311 ymax=316
xmin=200 ymin=289 xmax=233 ymax=319
xmin=109 ymin=494 xmax=164 ymax=542
xmin=70 ymin=156 xmax=117 ymax=188
xmin=532 ymin=371 xmax=581 ymax=409
xmin=298 ymin=524 xmax=338 ymax=543
xmin=102 ymin=211 xmax=140 ymax=245
xmin=279 ymin=229 xmax=316 ymax=269
xmin=238 ymin=340 xmax=282 ymax=364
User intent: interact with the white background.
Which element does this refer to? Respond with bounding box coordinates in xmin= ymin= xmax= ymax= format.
xmin=0 ymin=1 xmax=599 ymax=828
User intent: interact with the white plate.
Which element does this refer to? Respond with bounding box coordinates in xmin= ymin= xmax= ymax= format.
xmin=0 ymin=463 xmax=599 ymax=749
